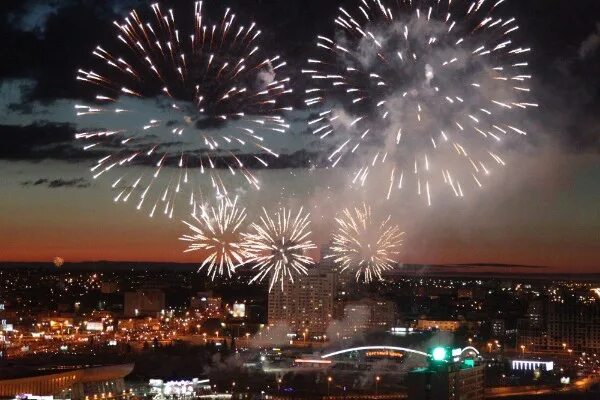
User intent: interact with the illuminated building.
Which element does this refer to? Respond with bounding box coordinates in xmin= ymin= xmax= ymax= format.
xmin=416 ymin=319 xmax=461 ymax=332
xmin=0 ymin=364 xmax=133 ymax=400
xmin=407 ymin=348 xmax=484 ymax=400
xmin=546 ymin=297 xmax=600 ymax=352
xmin=491 ymin=319 xmax=506 ymax=337
xmin=190 ymin=292 xmax=222 ymax=315
xmin=518 ymin=292 xmax=600 ymax=352
xmin=124 ymin=289 xmax=165 ymax=317
xmin=268 ymin=265 xmax=337 ymax=335
xmin=511 ymin=360 xmax=554 ymax=371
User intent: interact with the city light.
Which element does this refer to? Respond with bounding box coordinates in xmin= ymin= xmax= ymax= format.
xmin=432 ymin=347 xmax=447 ymax=362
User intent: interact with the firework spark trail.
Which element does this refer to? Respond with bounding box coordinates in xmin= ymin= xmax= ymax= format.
xmin=76 ymin=1 xmax=293 ymax=218
xmin=180 ymin=197 xmax=249 ymax=279
xmin=327 ymin=203 xmax=404 ymax=283
xmin=244 ymin=207 xmax=316 ymax=292
xmin=303 ymin=0 xmax=536 ymax=206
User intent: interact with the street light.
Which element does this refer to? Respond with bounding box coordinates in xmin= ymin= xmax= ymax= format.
xmin=520 ymin=345 xmax=525 ymax=357
xmin=327 ymin=376 xmax=332 ymax=396
xmin=375 ymin=376 xmax=380 ymax=395
xmin=487 ymin=343 xmax=493 ymax=353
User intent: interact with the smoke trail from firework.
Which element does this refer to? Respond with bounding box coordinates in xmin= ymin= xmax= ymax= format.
xmin=303 ymin=0 xmax=536 ymax=206
xmin=75 ymin=1 xmax=293 ymax=218
xmin=180 ymin=198 xmax=249 ymax=279
xmin=327 ymin=203 xmax=404 ymax=283
xmin=244 ymin=207 xmax=316 ymax=291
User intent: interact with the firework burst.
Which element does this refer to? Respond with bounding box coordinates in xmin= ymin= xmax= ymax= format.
xmin=180 ymin=198 xmax=249 ymax=279
xmin=244 ymin=207 xmax=316 ymax=291
xmin=303 ymin=0 xmax=536 ymax=205
xmin=328 ymin=203 xmax=404 ymax=283
xmin=76 ymin=1 xmax=293 ymax=218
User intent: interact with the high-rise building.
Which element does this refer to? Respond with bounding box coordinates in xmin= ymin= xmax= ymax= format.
xmin=123 ymin=289 xmax=165 ymax=317
xmin=407 ymin=348 xmax=484 ymax=400
xmin=546 ymin=296 xmax=600 ymax=352
xmin=518 ymin=291 xmax=600 ymax=353
xmin=343 ymin=299 xmax=396 ymax=331
xmin=267 ymin=265 xmax=337 ymax=335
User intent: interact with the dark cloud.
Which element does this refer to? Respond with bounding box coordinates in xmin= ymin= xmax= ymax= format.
xmin=0 ymin=122 xmax=98 ymax=161
xmin=20 ymin=177 xmax=91 ymax=188
xmin=1 ymin=0 xmax=599 ymax=159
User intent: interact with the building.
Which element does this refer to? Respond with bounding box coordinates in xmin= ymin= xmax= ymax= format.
xmin=407 ymin=349 xmax=484 ymax=400
xmin=268 ymin=265 xmax=337 ymax=335
xmin=123 ymin=289 xmax=165 ymax=317
xmin=190 ymin=291 xmax=222 ymax=316
xmin=546 ymin=296 xmax=600 ymax=352
xmin=518 ymin=292 xmax=600 ymax=353
xmin=343 ymin=299 xmax=396 ymax=331
xmin=491 ymin=319 xmax=506 ymax=337
xmin=511 ymin=360 xmax=554 ymax=372
xmin=0 ymin=364 xmax=133 ymax=400
xmin=417 ymin=319 xmax=461 ymax=332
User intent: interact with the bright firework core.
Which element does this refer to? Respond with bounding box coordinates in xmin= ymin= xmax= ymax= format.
xmin=304 ymin=0 xmax=536 ymax=205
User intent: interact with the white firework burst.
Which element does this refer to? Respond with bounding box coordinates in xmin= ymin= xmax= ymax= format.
xmin=180 ymin=198 xmax=249 ymax=279
xmin=328 ymin=203 xmax=404 ymax=283
xmin=244 ymin=207 xmax=316 ymax=291
xmin=76 ymin=1 xmax=293 ymax=219
xmin=303 ymin=0 xmax=536 ymax=205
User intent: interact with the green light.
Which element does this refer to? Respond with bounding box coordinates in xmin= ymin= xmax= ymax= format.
xmin=432 ymin=347 xmax=447 ymax=361
xmin=464 ymin=359 xmax=475 ymax=367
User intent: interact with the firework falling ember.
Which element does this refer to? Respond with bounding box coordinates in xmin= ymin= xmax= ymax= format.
xmin=244 ymin=207 xmax=316 ymax=292
xmin=303 ymin=0 xmax=536 ymax=205
xmin=328 ymin=203 xmax=404 ymax=283
xmin=180 ymin=198 xmax=249 ymax=279
xmin=76 ymin=1 xmax=293 ymax=218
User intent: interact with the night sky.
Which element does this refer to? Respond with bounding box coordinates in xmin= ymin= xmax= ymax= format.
xmin=1 ymin=0 xmax=598 ymax=271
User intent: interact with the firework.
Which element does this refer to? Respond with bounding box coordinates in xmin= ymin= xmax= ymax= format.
xmin=303 ymin=0 xmax=536 ymax=205
xmin=76 ymin=1 xmax=293 ymax=218
xmin=180 ymin=198 xmax=249 ymax=279
xmin=244 ymin=207 xmax=316 ymax=291
xmin=328 ymin=203 xmax=404 ymax=283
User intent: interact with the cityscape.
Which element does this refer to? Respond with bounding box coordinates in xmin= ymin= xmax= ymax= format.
xmin=3 ymin=263 xmax=600 ymax=399
xmin=1 ymin=0 xmax=599 ymax=400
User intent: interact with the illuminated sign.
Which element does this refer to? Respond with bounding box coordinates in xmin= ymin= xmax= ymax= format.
xmin=365 ymin=350 xmax=404 ymax=358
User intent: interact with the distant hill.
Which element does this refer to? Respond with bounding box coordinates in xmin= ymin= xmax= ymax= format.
xmin=1 ymin=261 xmax=599 ymax=282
